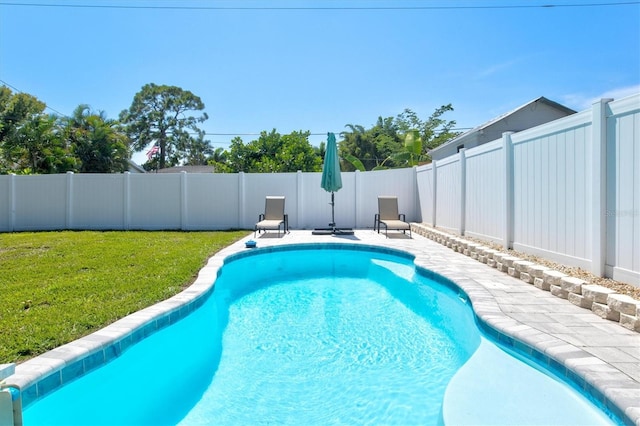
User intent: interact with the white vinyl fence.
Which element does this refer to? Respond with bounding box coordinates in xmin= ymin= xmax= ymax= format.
xmin=417 ymin=94 xmax=640 ymax=286
xmin=1 ymin=95 xmax=638 ymax=286
xmin=0 ymin=168 xmax=418 ymax=233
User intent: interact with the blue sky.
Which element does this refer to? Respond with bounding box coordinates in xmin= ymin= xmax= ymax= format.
xmin=1 ymin=0 xmax=638 ymax=165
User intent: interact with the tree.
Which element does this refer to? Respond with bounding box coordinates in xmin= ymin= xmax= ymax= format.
xmin=207 ymin=147 xmax=233 ymax=173
xmin=339 ymin=106 xmax=461 ymax=170
xmin=0 ymin=87 xmax=76 ymax=174
xmin=394 ymin=105 xmax=460 ymax=160
xmin=119 ymin=83 xmax=208 ymax=169
xmin=64 ymin=105 xmax=129 ymax=173
xmin=224 ymin=130 xmax=322 ymax=173
xmin=2 ymin=114 xmax=75 ymax=174
xmin=0 ymin=87 xmax=46 ymax=143
xmin=339 ymin=120 xmax=400 ymax=171
xmin=178 ymin=132 xmax=212 ymax=166
xmin=389 ymin=129 xmax=422 ymax=168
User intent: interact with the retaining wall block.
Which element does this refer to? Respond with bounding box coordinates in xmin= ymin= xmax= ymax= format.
xmin=568 ymin=293 xmax=593 ymax=309
xmin=528 ymin=264 xmax=549 ymax=279
xmin=519 ymin=272 xmax=533 ymax=283
xmin=607 ymin=294 xmax=640 ymax=316
xmin=543 ymin=270 xmax=568 ymax=288
xmin=592 ymin=302 xmax=621 ymax=321
xmin=501 ymin=256 xmax=520 ymax=268
xmin=550 ymin=284 xmax=569 ymax=299
xmin=560 ymin=277 xmax=586 ymax=295
xmin=582 ymin=284 xmax=617 ymax=304
xmin=484 ymin=249 xmax=499 ymax=260
xmin=514 ymin=260 xmax=536 ymax=273
xmin=619 ymin=313 xmax=640 ymax=332
xmin=534 ymin=277 xmax=550 ymax=291
xmin=493 ymin=252 xmax=506 ymax=263
xmin=412 ymin=224 xmax=640 ymax=333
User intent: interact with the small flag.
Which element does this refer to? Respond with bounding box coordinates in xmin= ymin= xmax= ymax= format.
xmin=146 ymin=145 xmax=159 ymax=160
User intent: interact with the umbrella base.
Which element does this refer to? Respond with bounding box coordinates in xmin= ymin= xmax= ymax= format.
xmin=312 ymin=227 xmax=354 ymax=236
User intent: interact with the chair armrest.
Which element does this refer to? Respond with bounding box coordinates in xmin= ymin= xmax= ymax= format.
xmin=258 ymin=214 xmax=265 ymax=221
xmin=284 ymin=214 xmax=289 ymax=232
xmin=399 ymin=213 xmax=406 ymax=221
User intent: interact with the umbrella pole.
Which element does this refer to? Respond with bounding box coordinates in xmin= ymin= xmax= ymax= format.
xmin=330 ymin=192 xmax=336 ymax=229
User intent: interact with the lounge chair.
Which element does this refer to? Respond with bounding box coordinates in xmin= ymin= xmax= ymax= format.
xmin=255 ymin=196 xmax=289 ymax=237
xmin=375 ymin=196 xmax=412 ymax=238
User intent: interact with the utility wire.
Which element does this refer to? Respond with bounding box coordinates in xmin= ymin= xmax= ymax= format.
xmin=0 ymin=79 xmax=68 ymax=117
xmin=0 ymin=79 xmax=472 ymax=142
xmin=0 ymin=1 xmax=638 ymax=9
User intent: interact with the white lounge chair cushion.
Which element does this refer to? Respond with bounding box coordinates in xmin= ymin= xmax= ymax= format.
xmin=380 ymin=219 xmax=410 ymax=230
xmin=256 ymin=219 xmax=284 ymax=230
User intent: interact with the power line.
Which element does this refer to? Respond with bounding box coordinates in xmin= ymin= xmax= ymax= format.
xmin=0 ymin=1 xmax=638 ymax=10
xmin=0 ymin=79 xmax=472 ymax=142
xmin=0 ymin=79 xmax=69 ymax=118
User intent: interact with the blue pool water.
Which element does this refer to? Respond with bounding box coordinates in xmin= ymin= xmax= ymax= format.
xmin=23 ymin=246 xmax=617 ymax=425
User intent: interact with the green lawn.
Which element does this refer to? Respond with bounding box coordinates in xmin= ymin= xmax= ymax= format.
xmin=0 ymin=230 xmax=248 ymax=364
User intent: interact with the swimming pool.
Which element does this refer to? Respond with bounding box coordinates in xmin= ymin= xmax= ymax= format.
xmin=20 ymin=244 xmax=620 ymax=425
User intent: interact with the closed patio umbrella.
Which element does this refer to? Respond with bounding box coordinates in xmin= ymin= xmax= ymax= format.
xmin=314 ymin=132 xmax=353 ymax=235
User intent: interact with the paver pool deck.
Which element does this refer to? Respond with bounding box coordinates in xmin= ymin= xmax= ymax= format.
xmin=4 ymin=230 xmax=639 ymax=424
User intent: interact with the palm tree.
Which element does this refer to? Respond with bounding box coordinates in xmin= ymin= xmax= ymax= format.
xmin=65 ymin=105 xmax=129 ymax=173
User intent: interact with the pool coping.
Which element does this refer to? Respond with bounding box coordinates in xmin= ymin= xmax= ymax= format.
xmin=2 ymin=231 xmax=639 ymax=425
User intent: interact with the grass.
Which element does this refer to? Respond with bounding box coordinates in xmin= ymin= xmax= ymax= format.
xmin=0 ymin=230 xmax=248 ymax=364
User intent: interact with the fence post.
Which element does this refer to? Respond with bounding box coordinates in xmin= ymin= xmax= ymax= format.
xmin=503 ymin=132 xmax=514 ymax=250
xmin=180 ymin=171 xmax=188 ymax=230
xmin=9 ymin=173 xmax=15 ymax=231
xmin=432 ymin=160 xmax=438 ymax=227
xmin=238 ymin=172 xmax=245 ymax=229
xmin=66 ymin=171 xmax=74 ymax=230
xmin=459 ymin=149 xmax=466 ymax=235
xmin=296 ymin=171 xmax=303 ymax=229
xmin=123 ymin=172 xmax=130 ymax=230
xmin=354 ymin=169 xmax=361 ymax=228
xmin=591 ymin=98 xmax=612 ymax=277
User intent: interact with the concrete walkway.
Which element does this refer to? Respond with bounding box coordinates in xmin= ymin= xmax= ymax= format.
xmin=5 ymin=230 xmax=639 ymax=425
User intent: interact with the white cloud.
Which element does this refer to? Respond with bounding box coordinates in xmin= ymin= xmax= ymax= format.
xmin=561 ymin=85 xmax=640 ymax=111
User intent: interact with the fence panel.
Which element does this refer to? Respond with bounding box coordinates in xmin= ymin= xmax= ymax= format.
xmin=434 ymin=156 xmax=461 ymax=232
xmin=606 ymin=96 xmax=640 ymax=283
xmin=71 ymin=174 xmax=125 ymax=230
xmin=13 ymin=175 xmax=67 ymax=231
xmin=299 ymin=172 xmax=325 ymax=229
xmin=415 ymin=164 xmax=433 ymax=225
xmin=357 ymin=168 xmax=417 ymax=229
xmin=128 ymin=174 xmax=182 ymax=230
xmin=464 ymin=140 xmax=505 ymax=243
xmin=244 ymin=173 xmax=299 ymax=229
xmin=184 ymin=173 xmax=239 ymax=230
xmin=511 ymin=111 xmax=592 ymax=268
